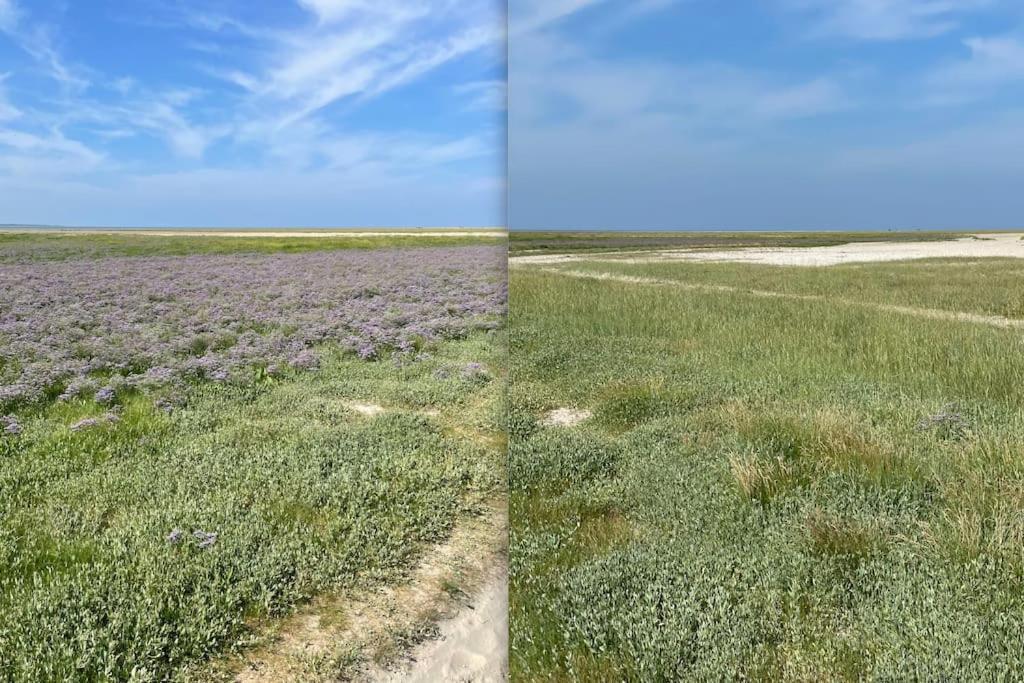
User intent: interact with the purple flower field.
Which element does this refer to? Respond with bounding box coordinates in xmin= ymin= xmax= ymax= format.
xmin=0 ymin=246 xmax=506 ymax=408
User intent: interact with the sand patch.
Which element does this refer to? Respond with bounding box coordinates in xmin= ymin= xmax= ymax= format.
xmin=541 ymin=408 xmax=593 ymax=427
xmin=368 ymin=565 xmax=507 ymax=682
xmin=511 ymin=233 xmax=1024 ymax=267
xmin=345 ymin=402 xmax=386 ymax=417
xmin=225 ymin=500 xmax=506 ymax=683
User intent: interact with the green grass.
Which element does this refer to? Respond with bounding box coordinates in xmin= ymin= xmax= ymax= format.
xmin=509 ymin=229 xmax=967 ymax=255
xmin=0 ymin=332 xmax=505 ymax=682
xmin=510 ymin=264 xmax=1024 ymax=681
xmin=559 ymin=257 xmax=1024 ymax=320
xmin=0 ymin=231 xmax=505 ymax=262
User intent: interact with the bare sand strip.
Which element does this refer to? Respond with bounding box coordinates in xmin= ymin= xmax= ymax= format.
xmin=541 ymin=407 xmax=592 ymax=427
xmin=226 ymin=500 xmax=506 ymax=683
xmin=370 ymin=564 xmax=507 ymax=682
xmin=511 ymin=233 xmax=1024 ymax=267
xmin=538 ymin=268 xmax=1024 ymax=330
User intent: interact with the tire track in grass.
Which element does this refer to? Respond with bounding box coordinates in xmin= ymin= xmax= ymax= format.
xmin=531 ymin=267 xmax=1024 ymax=330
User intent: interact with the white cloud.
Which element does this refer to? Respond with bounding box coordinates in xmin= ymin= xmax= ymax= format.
xmin=0 ymin=3 xmax=90 ymax=91
xmin=516 ymin=36 xmax=848 ymax=131
xmin=0 ymin=74 xmax=20 ymax=121
xmin=510 ymin=0 xmax=604 ymax=35
xmin=782 ymin=0 xmax=995 ymax=41
xmin=0 ymin=0 xmax=17 ymax=31
xmin=936 ymin=35 xmax=1024 ymax=85
xmin=0 ymin=126 xmax=104 ymax=178
xmin=455 ymin=79 xmax=506 ymax=111
xmin=0 ymin=0 xmax=504 ymax=226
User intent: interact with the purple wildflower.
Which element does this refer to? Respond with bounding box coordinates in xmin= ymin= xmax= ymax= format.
xmin=70 ymin=417 xmax=100 ymax=432
xmin=461 ymin=362 xmax=487 ymax=379
xmin=2 ymin=415 xmax=21 ymax=436
xmin=288 ymin=349 xmax=319 ymax=370
xmin=94 ymin=387 xmax=115 ymax=404
xmin=193 ymin=530 xmax=218 ymax=549
xmin=166 ymin=528 xmax=184 ymax=545
xmin=0 ymin=246 xmax=505 ymax=408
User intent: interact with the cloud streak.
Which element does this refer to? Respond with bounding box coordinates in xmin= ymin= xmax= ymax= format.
xmin=782 ymin=0 xmax=996 ymax=41
xmin=0 ymin=0 xmax=504 ymax=226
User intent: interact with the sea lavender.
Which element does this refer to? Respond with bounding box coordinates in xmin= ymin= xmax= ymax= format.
xmin=0 ymin=246 xmax=506 ymax=409
xmin=70 ymin=417 xmax=100 ymax=432
xmin=2 ymin=415 xmax=21 ymax=436
xmin=193 ymin=530 xmax=218 ymax=549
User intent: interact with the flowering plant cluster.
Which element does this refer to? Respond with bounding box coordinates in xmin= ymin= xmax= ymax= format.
xmin=0 ymin=246 xmax=506 ymax=408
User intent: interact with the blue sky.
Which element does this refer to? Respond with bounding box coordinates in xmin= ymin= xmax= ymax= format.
xmin=0 ymin=0 xmax=504 ymax=227
xmin=509 ymin=0 xmax=1024 ymax=230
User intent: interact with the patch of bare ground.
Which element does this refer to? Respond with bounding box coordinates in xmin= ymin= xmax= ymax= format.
xmin=198 ymin=396 xmax=507 ymax=683
xmin=541 ymin=407 xmax=593 ymax=427
xmin=538 ymin=269 xmax=1024 ymax=330
xmin=343 ymin=401 xmax=387 ymax=417
xmin=509 ymin=232 xmax=1024 ymax=266
xmin=216 ymin=499 xmax=506 ymax=683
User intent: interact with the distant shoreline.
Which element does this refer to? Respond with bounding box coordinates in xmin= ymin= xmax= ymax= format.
xmin=0 ymin=227 xmax=507 ymax=237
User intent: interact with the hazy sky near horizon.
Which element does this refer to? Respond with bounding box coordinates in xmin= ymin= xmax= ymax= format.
xmin=509 ymin=0 xmax=1024 ymax=231
xmin=0 ymin=0 xmax=504 ymax=227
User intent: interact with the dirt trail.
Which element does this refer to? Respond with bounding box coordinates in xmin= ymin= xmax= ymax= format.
xmin=368 ymin=564 xmax=507 ymax=682
xmin=224 ymin=500 xmax=506 ymax=683
xmin=536 ymin=268 xmax=1024 ymax=330
xmin=216 ymin=394 xmax=507 ymax=683
xmin=511 ymin=232 xmax=1024 ymax=267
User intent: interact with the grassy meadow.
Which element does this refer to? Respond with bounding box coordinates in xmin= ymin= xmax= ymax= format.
xmin=509 ymin=230 xmax=966 ymax=255
xmin=0 ymin=233 xmax=506 ymax=681
xmin=509 ymin=252 xmax=1024 ymax=680
xmin=0 ymin=230 xmax=505 ymax=263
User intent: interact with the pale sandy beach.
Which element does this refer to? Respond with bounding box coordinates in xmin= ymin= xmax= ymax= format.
xmin=512 ymin=232 xmax=1024 ymax=266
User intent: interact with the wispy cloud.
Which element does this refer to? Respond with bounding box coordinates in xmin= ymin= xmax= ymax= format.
xmin=782 ymin=0 xmax=996 ymax=41
xmin=510 ymin=0 xmax=1024 ymax=230
xmin=0 ymin=2 xmax=89 ymax=90
xmin=0 ymin=0 xmax=17 ymax=31
xmin=0 ymin=74 xmax=20 ymax=121
xmin=926 ymin=34 xmax=1024 ymax=102
xmin=0 ymin=0 xmax=503 ymax=225
xmin=455 ymin=79 xmax=506 ymax=111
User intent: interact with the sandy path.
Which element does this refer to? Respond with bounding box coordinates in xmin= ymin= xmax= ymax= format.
xmin=224 ymin=500 xmax=506 ymax=683
xmin=511 ymin=233 xmax=1024 ymax=267
xmin=535 ymin=268 xmax=1024 ymax=330
xmin=371 ymin=565 xmax=508 ymax=683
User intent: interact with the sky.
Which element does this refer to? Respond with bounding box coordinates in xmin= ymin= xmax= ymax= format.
xmin=509 ymin=0 xmax=1024 ymax=230
xmin=0 ymin=0 xmax=504 ymax=227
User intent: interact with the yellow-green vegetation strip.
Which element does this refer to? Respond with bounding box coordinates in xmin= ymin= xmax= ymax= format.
xmin=510 ymin=267 xmax=1024 ymax=681
xmin=509 ymin=229 xmax=966 ymax=255
xmin=0 ymin=332 xmax=504 ymax=682
xmin=0 ymin=231 xmax=506 ymax=262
